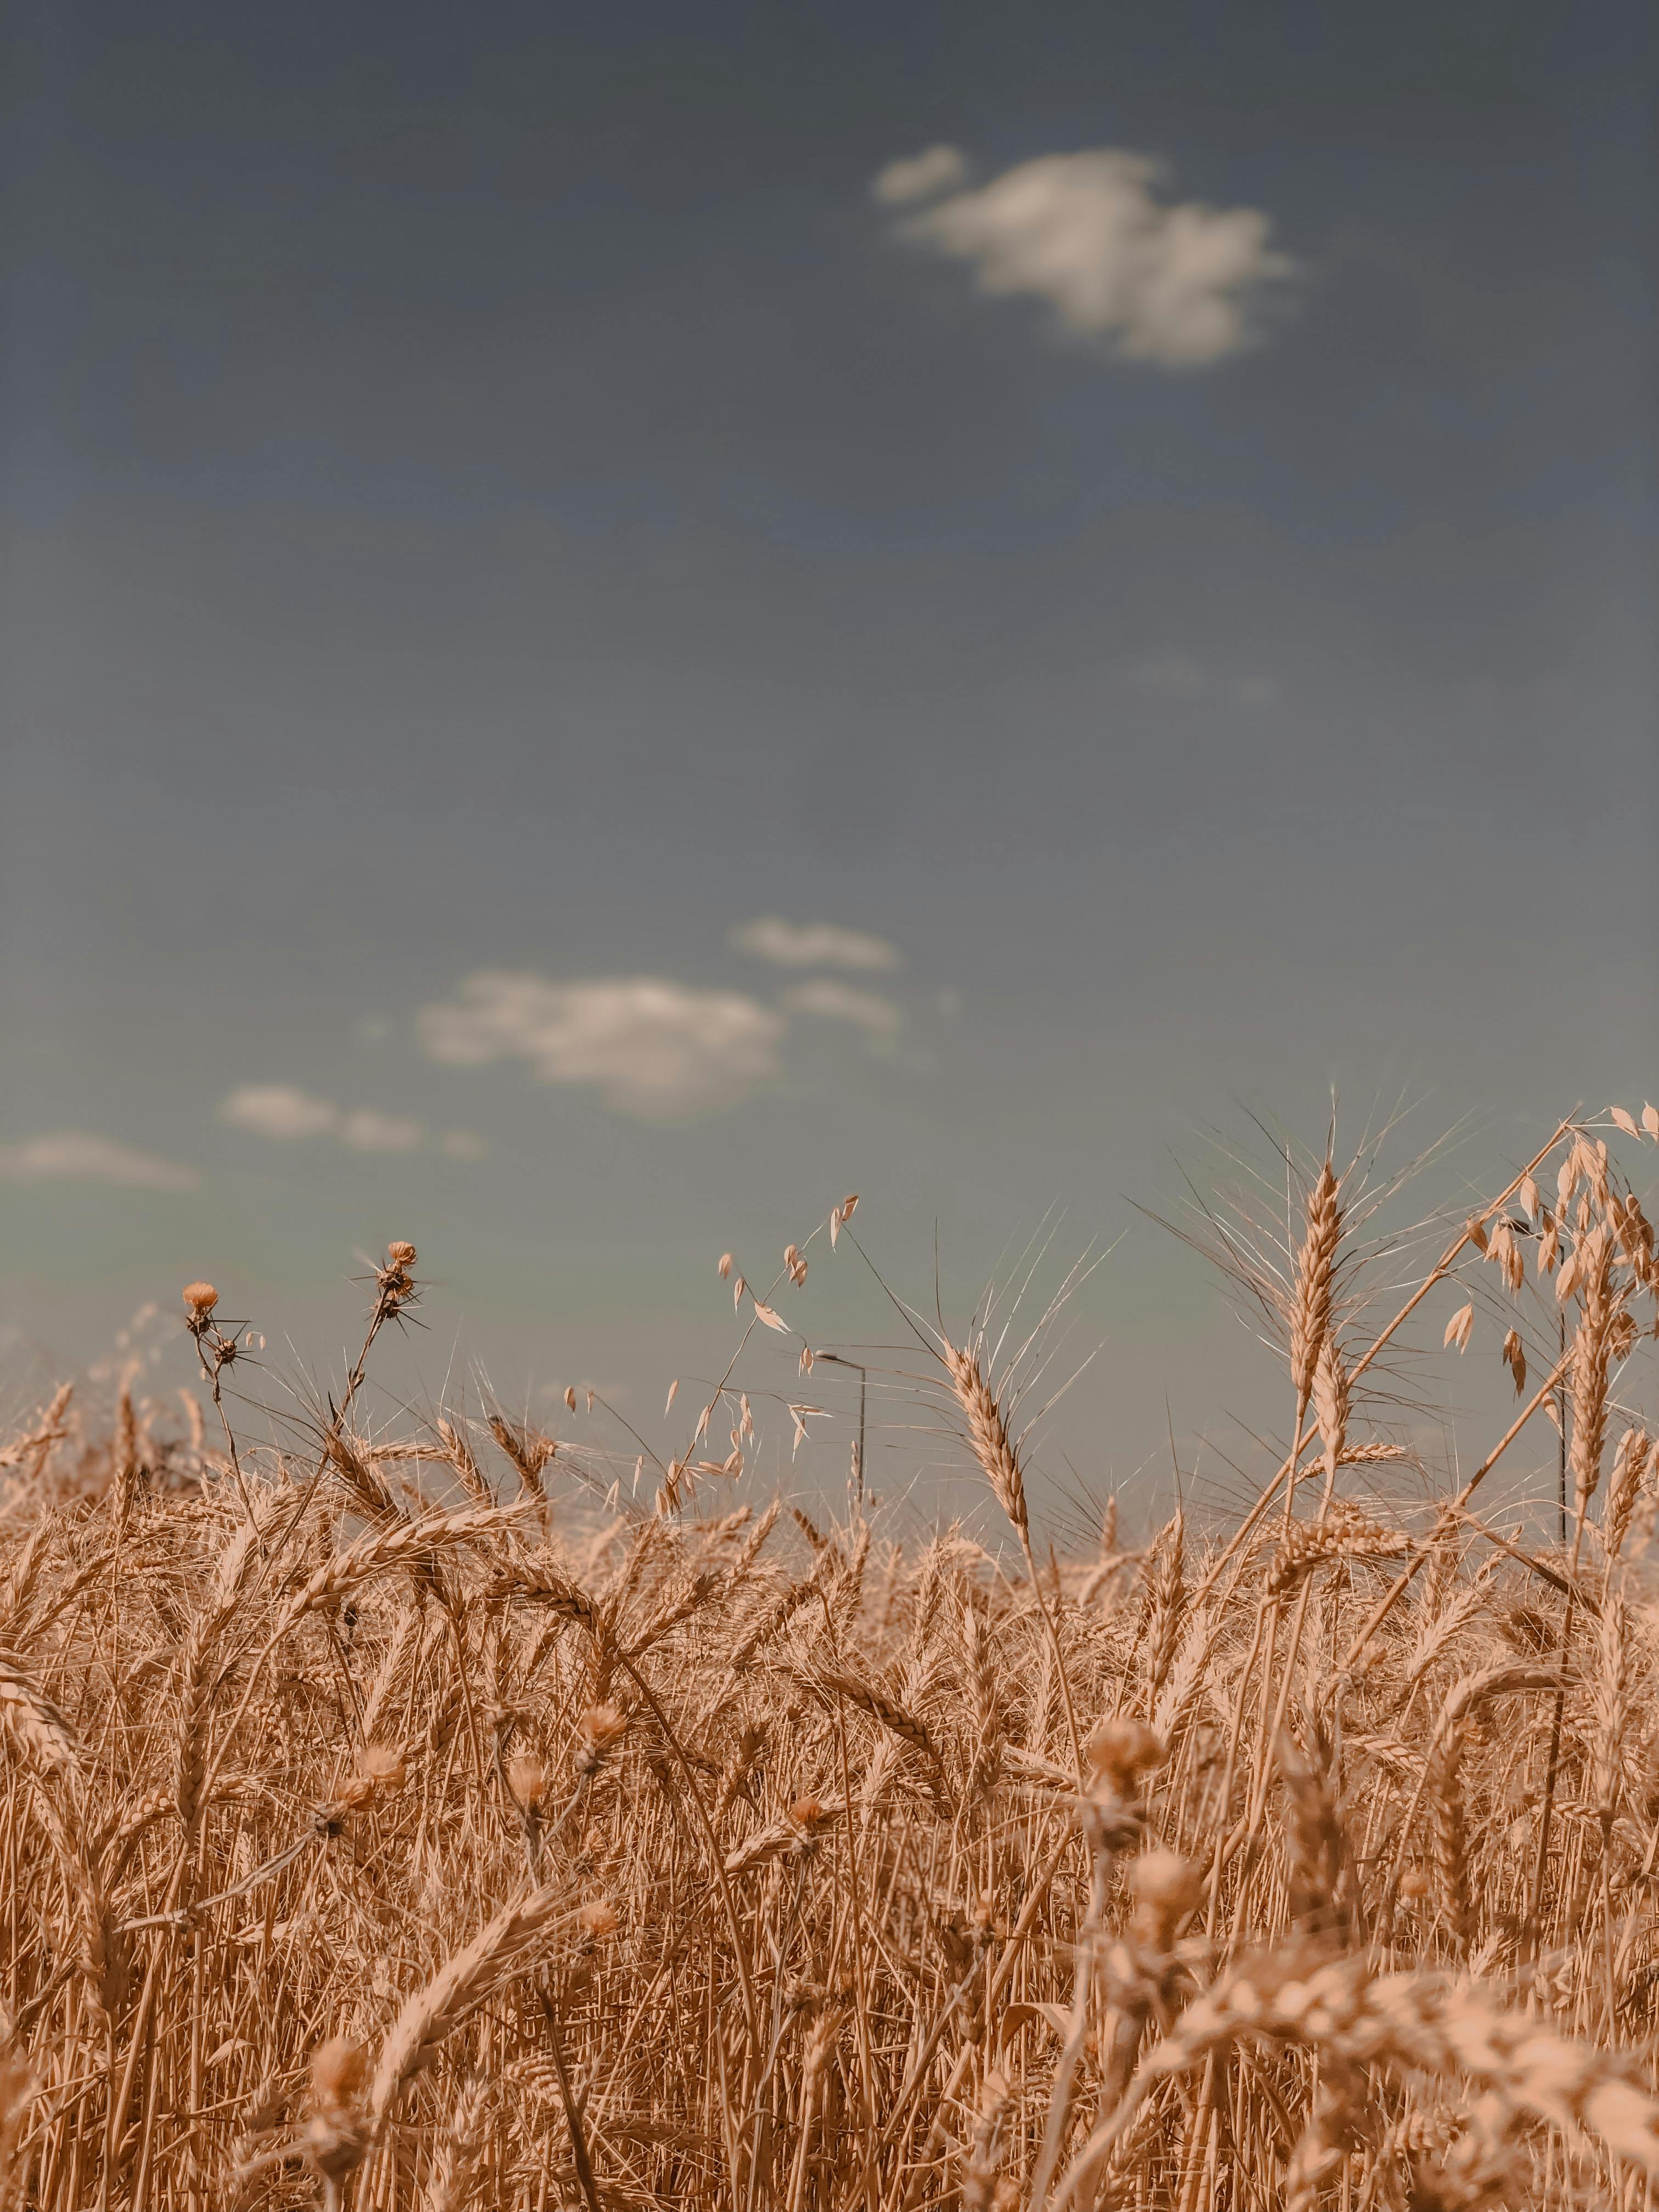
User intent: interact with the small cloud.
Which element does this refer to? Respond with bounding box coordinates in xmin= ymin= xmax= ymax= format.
xmin=1133 ymin=654 xmax=1210 ymax=701
xmin=1130 ymin=658 xmax=1280 ymax=709
xmin=420 ymin=972 xmax=786 ymax=1117
xmin=357 ymin=1015 xmax=393 ymax=1043
xmin=340 ymin=1108 xmax=422 ymax=1153
xmin=222 ymin=1085 xmax=338 ymax=1140
xmin=223 ymin=1085 xmax=434 ymax=1152
xmin=871 ymin=143 xmax=970 ymax=207
xmin=0 ymin=1132 xmax=198 ymax=1192
xmin=783 ymin=980 xmax=904 ymax=1046
xmin=879 ymin=145 xmax=1294 ymax=365
xmin=441 ymin=1130 xmax=487 ymax=1160
xmin=730 ymin=917 xmax=900 ymax=971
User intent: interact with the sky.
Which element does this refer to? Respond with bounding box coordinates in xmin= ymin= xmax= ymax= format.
xmin=2 ymin=1 xmax=1654 ymax=1522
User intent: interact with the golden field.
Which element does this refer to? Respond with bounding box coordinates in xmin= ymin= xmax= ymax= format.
xmin=1 ymin=1114 xmax=1658 ymax=2208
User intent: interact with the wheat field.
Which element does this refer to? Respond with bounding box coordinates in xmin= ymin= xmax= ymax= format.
xmin=1 ymin=1115 xmax=1658 ymax=2208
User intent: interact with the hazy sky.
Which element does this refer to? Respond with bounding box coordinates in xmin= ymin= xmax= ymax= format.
xmin=2 ymin=2 xmax=1654 ymax=1512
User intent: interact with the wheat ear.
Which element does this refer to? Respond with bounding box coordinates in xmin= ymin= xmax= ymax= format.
xmin=945 ymin=1342 xmax=1029 ymax=1542
xmin=369 ymin=1886 xmax=567 ymax=2121
xmin=1290 ymin=1161 xmax=1341 ymax=1421
xmin=0 ymin=1649 xmax=78 ymax=1775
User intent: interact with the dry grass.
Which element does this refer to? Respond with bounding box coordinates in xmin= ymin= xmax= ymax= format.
xmin=0 ymin=1113 xmax=1657 ymax=2208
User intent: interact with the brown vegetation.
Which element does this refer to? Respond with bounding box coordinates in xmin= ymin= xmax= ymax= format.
xmin=1 ymin=1114 xmax=1658 ymax=2207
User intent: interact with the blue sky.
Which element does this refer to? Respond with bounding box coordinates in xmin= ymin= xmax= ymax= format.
xmin=2 ymin=0 xmax=1653 ymax=1511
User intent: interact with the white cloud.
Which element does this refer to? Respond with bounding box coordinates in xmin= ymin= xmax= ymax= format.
xmin=0 ymin=1132 xmax=198 ymax=1192
xmin=783 ymin=980 xmax=904 ymax=1045
xmin=222 ymin=1085 xmax=438 ymax=1153
xmin=730 ymin=917 xmax=899 ymax=971
xmin=871 ymin=144 xmax=970 ymax=206
xmin=420 ymin=972 xmax=786 ymax=1117
xmin=340 ymin=1108 xmax=422 ymax=1153
xmin=879 ymin=145 xmax=1294 ymax=365
xmin=222 ymin=1085 xmax=339 ymax=1140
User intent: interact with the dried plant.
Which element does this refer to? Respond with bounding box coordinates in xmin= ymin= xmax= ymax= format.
xmin=0 ymin=1122 xmax=1652 ymax=2208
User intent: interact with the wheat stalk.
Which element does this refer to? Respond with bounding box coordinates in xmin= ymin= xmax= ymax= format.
xmin=0 ymin=1111 xmax=1649 ymax=2212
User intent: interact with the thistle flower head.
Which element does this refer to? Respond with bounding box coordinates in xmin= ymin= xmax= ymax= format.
xmin=573 ymin=1703 xmax=625 ymax=1775
xmin=309 ymin=2035 xmax=366 ymax=2113
xmin=328 ymin=1742 xmax=407 ymax=1818
xmin=1084 ymin=1718 xmax=1167 ymax=1794
xmin=1130 ymin=1846 xmax=1203 ymax=1948
xmin=358 ymin=1742 xmax=406 ymax=1794
xmin=578 ymin=1703 xmax=624 ymax=1750
xmin=304 ymin=2036 xmax=371 ymax=2185
xmin=506 ymin=1753 xmax=549 ymax=1809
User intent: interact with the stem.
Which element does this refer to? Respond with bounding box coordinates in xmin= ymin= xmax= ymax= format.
xmin=1528 ymin=1342 xmax=1594 ymax=1964
xmin=536 ymin=1984 xmax=602 ymax=2212
xmin=190 ymin=1330 xmax=255 ymax=1528
xmin=614 ymin=1654 xmax=760 ymax=2056
xmin=1340 ymin=1347 xmax=1574 ymax=1671
xmin=1556 ymin=1308 xmax=1568 ymax=1545
xmin=261 ymin=1291 xmax=402 ymax=1580
xmin=830 ymin=1694 xmax=878 ymax=2212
